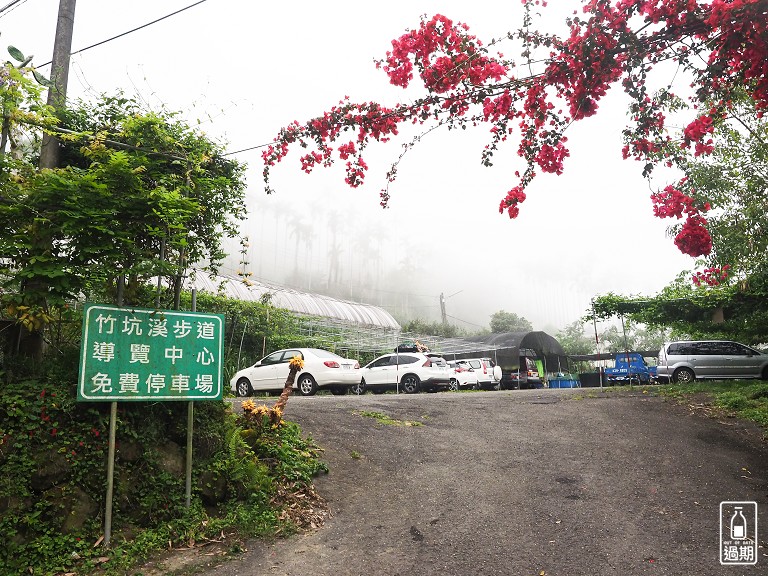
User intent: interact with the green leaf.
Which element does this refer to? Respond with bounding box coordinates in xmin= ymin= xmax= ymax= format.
xmin=7 ymin=45 xmax=25 ymax=62
xmin=32 ymin=70 xmax=52 ymax=87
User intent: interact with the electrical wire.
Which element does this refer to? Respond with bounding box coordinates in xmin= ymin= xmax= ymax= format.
xmin=0 ymin=0 xmax=30 ymax=19
xmin=37 ymin=0 xmax=211 ymax=68
xmin=0 ymin=0 xmax=24 ymax=15
xmin=224 ymin=142 xmax=271 ymax=156
xmin=446 ymin=313 xmax=487 ymax=329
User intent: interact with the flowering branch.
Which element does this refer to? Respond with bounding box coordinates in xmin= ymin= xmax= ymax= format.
xmin=263 ymin=2 xmax=768 ymax=259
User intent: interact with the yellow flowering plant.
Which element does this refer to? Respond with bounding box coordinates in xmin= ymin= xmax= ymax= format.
xmin=239 ymin=353 xmax=304 ymax=439
xmin=240 ymin=399 xmax=283 ymax=429
xmin=289 ymin=356 xmax=304 ymax=370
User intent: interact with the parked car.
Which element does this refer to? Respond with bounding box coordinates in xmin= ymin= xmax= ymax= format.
xmin=462 ymin=357 xmax=503 ymax=390
xmin=358 ymin=352 xmax=451 ymax=394
xmin=522 ymin=357 xmax=542 ymax=388
xmin=500 ymin=356 xmax=541 ymax=389
xmin=231 ymin=348 xmax=361 ymax=397
xmin=447 ymin=360 xmax=479 ymax=391
xmin=426 ymin=352 xmax=450 ymax=369
xmin=656 ymin=340 xmax=768 ymax=383
xmin=605 ymin=352 xmax=652 ymax=385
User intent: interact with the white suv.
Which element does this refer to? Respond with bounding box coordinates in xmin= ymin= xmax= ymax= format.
xmin=359 ymin=352 xmax=451 ymax=394
xmin=462 ymin=358 xmax=503 ymax=390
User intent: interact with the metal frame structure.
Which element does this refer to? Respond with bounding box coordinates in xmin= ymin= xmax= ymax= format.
xmin=187 ymin=274 xmax=502 ymax=360
xmin=296 ymin=316 xmax=502 ymax=358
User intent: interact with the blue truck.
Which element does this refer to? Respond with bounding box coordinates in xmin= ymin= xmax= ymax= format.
xmin=604 ymin=352 xmax=653 ymax=384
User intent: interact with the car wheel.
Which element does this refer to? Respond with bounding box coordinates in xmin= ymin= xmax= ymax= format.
xmin=673 ymin=367 xmax=695 ymax=384
xmin=330 ymin=386 xmax=347 ymax=396
xmin=351 ymin=380 xmax=366 ymax=395
xmin=297 ymin=374 xmax=318 ymax=396
xmin=762 ymin=366 xmax=768 ymax=381
xmin=235 ymin=377 xmax=253 ymax=397
xmin=448 ymin=378 xmax=460 ymax=392
xmin=401 ymin=374 xmax=420 ymax=394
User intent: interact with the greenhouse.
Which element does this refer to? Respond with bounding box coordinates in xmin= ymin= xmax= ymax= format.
xmin=185 ymin=274 xmax=508 ymax=357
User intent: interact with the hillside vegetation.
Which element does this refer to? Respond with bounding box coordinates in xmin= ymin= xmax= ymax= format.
xmin=0 ymin=301 xmax=332 ymax=575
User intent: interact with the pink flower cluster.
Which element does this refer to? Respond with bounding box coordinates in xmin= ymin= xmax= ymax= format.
xmin=692 ymin=265 xmax=731 ymax=287
xmin=674 ymin=214 xmax=712 ymax=257
xmin=706 ymin=0 xmax=768 ymax=111
xmin=535 ymin=142 xmax=570 ymax=175
xmin=499 ymin=187 xmax=527 ymax=218
xmin=651 ymin=184 xmax=698 ymax=219
xmin=682 ymin=113 xmax=718 ymax=156
xmin=345 ymin=156 xmax=368 ymax=188
xmin=651 ymin=183 xmax=712 ymax=257
xmin=381 ymin=14 xmax=507 ymax=93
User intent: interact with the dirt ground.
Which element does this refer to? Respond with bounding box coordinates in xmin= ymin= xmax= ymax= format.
xmin=140 ymin=388 xmax=768 ymax=575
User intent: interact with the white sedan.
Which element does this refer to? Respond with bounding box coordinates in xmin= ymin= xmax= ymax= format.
xmin=447 ymin=360 xmax=480 ymax=391
xmin=231 ymin=348 xmax=361 ymax=397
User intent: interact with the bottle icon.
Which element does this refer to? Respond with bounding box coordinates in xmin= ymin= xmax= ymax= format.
xmin=730 ymin=506 xmax=747 ymax=540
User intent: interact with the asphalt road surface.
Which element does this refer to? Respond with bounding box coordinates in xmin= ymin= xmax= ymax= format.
xmin=211 ymin=388 xmax=767 ymax=575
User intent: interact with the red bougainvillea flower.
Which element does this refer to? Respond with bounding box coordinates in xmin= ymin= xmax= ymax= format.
xmin=499 ymin=186 xmax=527 ymax=218
xmin=692 ymin=264 xmax=731 ymax=287
xmin=651 ymin=184 xmax=698 ymax=220
xmin=262 ymin=1 xmax=768 ymax=260
xmin=674 ymin=214 xmax=713 ymax=257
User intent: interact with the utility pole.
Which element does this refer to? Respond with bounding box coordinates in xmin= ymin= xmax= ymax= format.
xmin=39 ymin=0 xmax=76 ymax=169
xmin=440 ymin=292 xmax=447 ymax=324
xmin=18 ymin=0 xmax=76 ymax=358
xmin=439 ymin=290 xmax=462 ymax=326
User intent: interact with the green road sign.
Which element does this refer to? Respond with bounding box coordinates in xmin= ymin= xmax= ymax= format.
xmin=78 ymin=304 xmax=225 ymax=402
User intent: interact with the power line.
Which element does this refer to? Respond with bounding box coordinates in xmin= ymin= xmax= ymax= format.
xmin=446 ymin=313 xmax=487 ymax=329
xmin=0 ymin=0 xmax=23 ymax=15
xmin=37 ymin=0 xmax=211 ymax=68
xmin=224 ymin=141 xmax=272 ymax=156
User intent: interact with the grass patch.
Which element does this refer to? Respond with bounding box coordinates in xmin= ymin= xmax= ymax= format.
xmin=356 ymin=410 xmax=423 ymax=427
xmin=567 ymin=381 xmax=768 ymax=433
xmin=658 ymin=380 xmax=768 ymax=430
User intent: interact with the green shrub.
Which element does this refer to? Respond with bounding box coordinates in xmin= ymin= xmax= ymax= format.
xmin=0 ymin=353 xmax=328 ymax=575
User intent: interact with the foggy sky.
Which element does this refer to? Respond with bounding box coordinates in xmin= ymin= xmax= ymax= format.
xmin=7 ymin=0 xmax=694 ymax=333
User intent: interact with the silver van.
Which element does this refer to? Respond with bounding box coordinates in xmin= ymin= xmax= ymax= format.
xmin=656 ymin=340 xmax=768 ymax=383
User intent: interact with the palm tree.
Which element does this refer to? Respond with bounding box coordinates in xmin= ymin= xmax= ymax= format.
xmin=287 ymin=213 xmax=315 ymax=289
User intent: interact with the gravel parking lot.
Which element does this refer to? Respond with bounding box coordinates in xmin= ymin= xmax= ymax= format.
xmin=206 ymin=388 xmax=767 ymax=575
